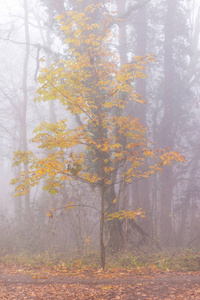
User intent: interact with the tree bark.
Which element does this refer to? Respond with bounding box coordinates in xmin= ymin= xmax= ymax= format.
xmin=116 ymin=0 xmax=128 ymax=67
xmin=159 ymin=0 xmax=176 ymax=246
xmin=100 ymin=179 xmax=105 ymax=269
xmin=23 ymin=0 xmax=32 ymax=222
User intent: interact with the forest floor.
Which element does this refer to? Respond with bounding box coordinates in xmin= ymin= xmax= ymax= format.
xmin=1 ymin=263 xmax=200 ymax=299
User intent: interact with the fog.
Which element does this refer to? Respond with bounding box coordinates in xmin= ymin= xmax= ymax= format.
xmin=0 ymin=0 xmax=200 ymax=261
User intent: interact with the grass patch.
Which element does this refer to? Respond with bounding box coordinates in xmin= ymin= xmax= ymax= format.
xmin=150 ymin=249 xmax=200 ymax=271
xmin=107 ymin=249 xmax=200 ymax=271
xmin=1 ymin=249 xmax=200 ymax=272
xmin=0 ymin=251 xmax=54 ymax=268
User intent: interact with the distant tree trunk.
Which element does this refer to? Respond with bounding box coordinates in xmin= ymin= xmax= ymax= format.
xmin=46 ymin=4 xmax=57 ymax=124
xmin=14 ymin=153 xmax=22 ymax=226
xmin=106 ymin=0 xmax=127 ymax=251
xmin=116 ymin=0 xmax=128 ymax=67
xmin=135 ymin=0 xmax=147 ymax=121
xmin=133 ymin=0 xmax=152 ymax=234
xmin=185 ymin=6 xmax=200 ymax=88
xmin=159 ymin=0 xmax=176 ymax=246
xmin=22 ymin=0 xmax=32 ymax=223
xmin=100 ymin=180 xmax=105 ymax=269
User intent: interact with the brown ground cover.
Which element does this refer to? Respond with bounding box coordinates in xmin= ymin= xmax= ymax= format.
xmin=1 ymin=263 xmax=200 ymax=299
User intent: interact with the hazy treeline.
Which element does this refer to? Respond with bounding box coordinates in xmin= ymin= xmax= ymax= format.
xmin=0 ymin=0 xmax=200 ymax=255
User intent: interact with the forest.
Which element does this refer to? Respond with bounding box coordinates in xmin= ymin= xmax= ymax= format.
xmin=0 ymin=0 xmax=200 ymax=298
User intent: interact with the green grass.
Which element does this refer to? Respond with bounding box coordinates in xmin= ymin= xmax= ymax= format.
xmin=107 ymin=249 xmax=200 ymax=272
xmin=1 ymin=249 xmax=200 ymax=272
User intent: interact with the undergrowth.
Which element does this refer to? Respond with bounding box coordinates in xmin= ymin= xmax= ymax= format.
xmin=0 ymin=249 xmax=200 ymax=272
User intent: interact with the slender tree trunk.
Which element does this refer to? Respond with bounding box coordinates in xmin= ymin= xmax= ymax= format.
xmin=46 ymin=5 xmax=57 ymax=124
xmin=22 ymin=0 xmax=32 ymax=222
xmin=159 ymin=0 xmax=176 ymax=246
xmin=101 ymin=0 xmax=127 ymax=251
xmin=14 ymin=118 xmax=23 ymax=226
xmin=100 ymin=179 xmax=105 ymax=269
xmin=116 ymin=0 xmax=128 ymax=67
xmin=185 ymin=6 xmax=200 ymax=88
xmin=99 ymin=125 xmax=105 ymax=268
xmin=135 ymin=0 xmax=147 ymax=120
xmin=134 ymin=0 xmax=152 ymax=233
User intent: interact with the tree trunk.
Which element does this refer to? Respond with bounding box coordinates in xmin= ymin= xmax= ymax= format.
xmin=46 ymin=4 xmax=57 ymax=124
xmin=23 ymin=0 xmax=32 ymax=223
xmin=159 ymin=0 xmax=176 ymax=246
xmin=135 ymin=0 xmax=151 ymax=232
xmin=100 ymin=180 xmax=105 ymax=269
xmin=116 ymin=0 xmax=128 ymax=67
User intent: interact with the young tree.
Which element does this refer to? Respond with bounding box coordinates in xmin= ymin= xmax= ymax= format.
xmin=12 ymin=4 xmax=184 ymax=268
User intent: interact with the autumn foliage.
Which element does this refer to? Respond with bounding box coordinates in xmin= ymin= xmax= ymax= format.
xmin=11 ymin=4 xmax=185 ymax=268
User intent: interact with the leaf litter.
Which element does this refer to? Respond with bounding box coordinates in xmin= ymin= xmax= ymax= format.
xmin=1 ymin=263 xmax=200 ymax=299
